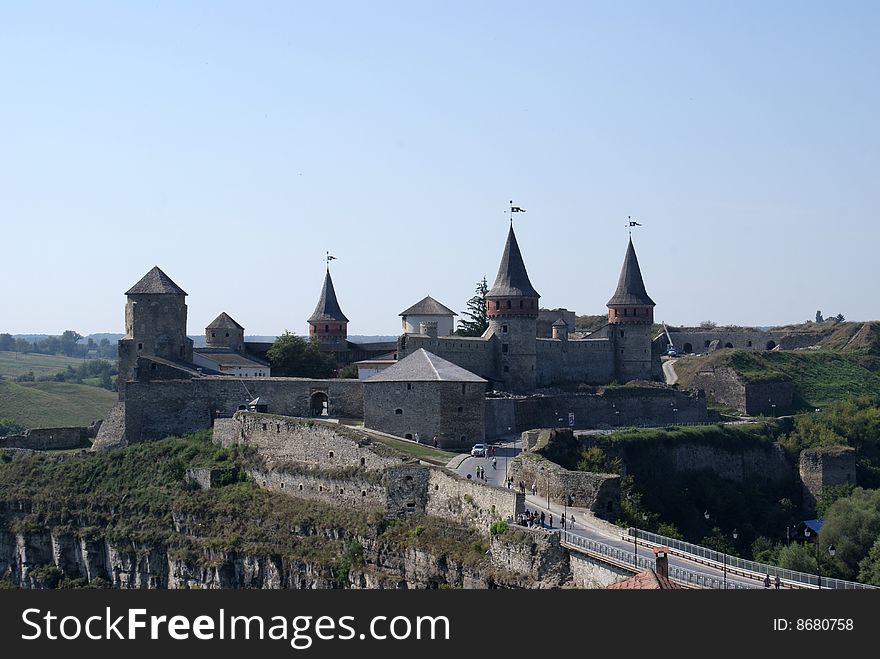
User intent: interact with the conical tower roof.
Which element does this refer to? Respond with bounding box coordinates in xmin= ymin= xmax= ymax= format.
xmin=487 ymin=224 xmax=539 ymax=298
xmin=206 ymin=312 xmax=244 ymax=330
xmin=308 ymin=269 xmax=349 ymax=323
xmin=125 ymin=266 xmax=187 ymax=296
xmin=607 ymin=238 xmax=655 ymax=307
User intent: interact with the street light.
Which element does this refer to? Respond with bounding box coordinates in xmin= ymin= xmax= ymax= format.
xmin=724 ymin=528 xmax=738 ymax=589
xmin=539 ymin=466 xmax=550 ymax=510
xmin=804 ymin=528 xmax=835 ymax=589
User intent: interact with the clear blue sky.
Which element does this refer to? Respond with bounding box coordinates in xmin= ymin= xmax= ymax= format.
xmin=2 ymin=1 xmax=878 ymax=336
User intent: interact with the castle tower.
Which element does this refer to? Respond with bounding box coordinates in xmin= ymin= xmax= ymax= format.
xmin=308 ymin=268 xmax=349 ymax=350
xmin=205 ymin=312 xmax=245 ymax=352
xmin=486 ymin=224 xmax=539 ymax=391
xmin=607 ymin=238 xmax=655 ymax=382
xmin=117 ymin=266 xmax=193 ymax=398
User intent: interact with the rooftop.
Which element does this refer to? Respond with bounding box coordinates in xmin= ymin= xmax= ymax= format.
xmin=487 ymin=224 xmax=540 ymax=298
xmin=125 ymin=266 xmax=187 ymax=296
xmin=399 ymin=295 xmax=458 ymax=317
xmin=607 ymin=237 xmax=655 ymax=307
xmin=308 ymin=269 xmax=349 ymax=323
xmin=365 ymin=348 xmax=486 ymax=383
xmin=206 ymin=312 xmax=244 ymax=330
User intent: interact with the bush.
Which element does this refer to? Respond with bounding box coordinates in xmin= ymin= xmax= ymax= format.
xmin=489 ymin=521 xmax=508 ymax=536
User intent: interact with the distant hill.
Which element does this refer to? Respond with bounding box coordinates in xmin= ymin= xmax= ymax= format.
xmin=0 ymin=351 xmax=95 ymax=380
xmin=0 ymin=380 xmax=116 ymax=429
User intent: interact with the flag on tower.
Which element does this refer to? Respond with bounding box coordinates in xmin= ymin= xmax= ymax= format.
xmin=628 ymin=221 xmax=642 ymax=227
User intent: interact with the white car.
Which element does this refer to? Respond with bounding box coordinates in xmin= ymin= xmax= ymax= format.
xmin=470 ymin=443 xmax=487 ymax=457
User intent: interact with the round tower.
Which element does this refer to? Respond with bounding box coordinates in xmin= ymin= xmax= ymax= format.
xmin=307 ymin=268 xmax=349 ymax=348
xmin=486 ymin=224 xmax=539 ymax=391
xmin=607 ymin=237 xmax=656 ymax=381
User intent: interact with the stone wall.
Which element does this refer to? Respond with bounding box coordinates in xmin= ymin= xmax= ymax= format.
xmin=535 ymin=338 xmax=616 ymax=386
xmin=0 ymin=426 xmax=93 ymax=451
xmin=426 ymin=468 xmax=524 ymax=533
xmin=692 ymin=366 xmax=793 ymax=415
xmin=509 ymin=452 xmax=621 ymax=521
xmin=489 ymin=526 xmax=570 ymax=587
xmin=799 ymin=446 xmax=857 ymax=514
xmin=248 ymin=466 xmax=389 ymax=512
xmin=660 ymin=329 xmax=785 ymax=354
xmin=114 ymin=377 xmax=364 ymax=445
xmin=485 ymin=388 xmax=707 ymax=438
xmin=568 ymin=552 xmax=634 ymax=588
xmin=398 ymin=334 xmax=498 ymax=384
xmin=216 ymin=413 xmax=406 ymax=472
xmin=364 ymin=380 xmax=485 ymax=448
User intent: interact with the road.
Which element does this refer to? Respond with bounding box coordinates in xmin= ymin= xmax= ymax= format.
xmin=452 ymin=438 xmax=779 ymax=589
xmin=662 ymin=357 xmax=678 ymax=385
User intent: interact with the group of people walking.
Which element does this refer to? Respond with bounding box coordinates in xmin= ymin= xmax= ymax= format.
xmin=515 ymin=508 xmax=575 ymax=530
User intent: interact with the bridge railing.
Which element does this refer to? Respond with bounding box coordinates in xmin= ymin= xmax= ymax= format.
xmin=561 ymin=531 xmax=756 ymax=589
xmin=628 ymin=528 xmax=876 ymax=590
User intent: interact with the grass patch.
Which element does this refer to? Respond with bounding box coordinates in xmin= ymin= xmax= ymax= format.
xmin=365 ymin=434 xmax=458 ymax=465
xmin=0 ymin=351 xmax=96 ymax=379
xmin=0 ymin=380 xmax=117 ymax=428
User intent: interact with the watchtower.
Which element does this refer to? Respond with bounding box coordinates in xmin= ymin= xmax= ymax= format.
xmin=607 ymin=238 xmax=655 ymax=381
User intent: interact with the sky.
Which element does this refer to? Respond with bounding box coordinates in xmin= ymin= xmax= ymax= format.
xmin=1 ymin=1 xmax=878 ymax=337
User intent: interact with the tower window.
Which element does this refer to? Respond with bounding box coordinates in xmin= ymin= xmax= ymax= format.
xmin=225 ymin=332 xmax=229 ymax=337
xmin=325 ymin=324 xmax=329 ymax=332
xmin=461 ymin=383 xmax=466 ymax=395
xmin=624 ymin=308 xmax=628 ymax=316
xmin=503 ymin=365 xmax=509 ymax=372
xmin=506 ymin=300 xmax=511 ymax=309
xmin=519 ymin=300 xmax=524 ymax=308
xmin=211 ymin=332 xmax=216 ymax=338
xmin=458 ymin=406 xmax=463 ymax=413
xmin=502 ymin=325 xmax=508 ymax=333
xmin=407 ymin=383 xmax=413 ymax=390
xmin=502 ymin=344 xmax=508 ymax=353
xmin=138 ymin=343 xmax=143 ymax=350
xmin=495 ymin=301 xmax=500 ymax=310
xmin=620 ymin=330 xmax=625 ymax=338
xmin=395 ymin=408 xmax=403 ymax=415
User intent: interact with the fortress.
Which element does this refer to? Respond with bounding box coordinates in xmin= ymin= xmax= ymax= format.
xmin=94 ymin=222 xmax=707 ymax=450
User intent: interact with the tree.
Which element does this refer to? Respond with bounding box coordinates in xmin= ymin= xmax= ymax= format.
xmin=266 ymin=332 xmax=336 ymax=378
xmin=775 ymin=542 xmax=817 ymax=573
xmin=60 ymin=330 xmax=83 ymax=356
xmin=0 ymin=333 xmax=14 ymax=352
xmin=857 ymin=538 xmax=880 ymax=586
xmin=337 ymin=364 xmax=359 ymax=379
xmin=820 ymin=488 xmax=880 ymax=579
xmin=699 ymin=320 xmax=717 ymax=329
xmin=456 ymin=277 xmax=489 ymax=337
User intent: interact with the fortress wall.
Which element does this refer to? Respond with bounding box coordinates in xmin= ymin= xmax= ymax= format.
xmin=122 ymin=378 xmax=364 ymax=443
xmin=799 ymin=446 xmax=857 ymax=514
xmin=535 ymin=338 xmax=616 ymax=386
xmin=0 ymin=427 xmax=90 ymax=451
xmin=399 ymin=335 xmax=498 ymax=382
xmin=426 ymin=468 xmax=524 ymax=532
xmin=692 ymin=367 xmax=793 ymax=414
xmin=662 ymin=330 xmax=785 ymax=353
xmin=509 ymin=452 xmax=621 ymax=521
xmin=485 ymin=389 xmax=707 ymax=438
xmin=216 ymin=413 xmax=406 ymax=471
xmin=248 ymin=467 xmax=388 ymax=511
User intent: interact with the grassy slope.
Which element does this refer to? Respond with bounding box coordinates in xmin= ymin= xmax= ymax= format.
xmin=363 ymin=433 xmax=459 ymax=465
xmin=0 ymin=351 xmax=92 ymax=379
xmin=674 ymin=349 xmax=880 ymax=409
xmin=0 ymin=380 xmax=117 ymax=428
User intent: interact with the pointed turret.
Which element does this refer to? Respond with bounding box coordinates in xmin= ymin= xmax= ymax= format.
xmin=487 ymin=224 xmax=540 ymax=299
xmin=607 ymin=238 xmax=655 ymax=325
xmin=308 ymin=269 xmax=349 ymax=343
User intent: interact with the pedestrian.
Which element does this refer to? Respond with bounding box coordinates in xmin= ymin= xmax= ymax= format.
xmin=774 ymin=575 xmax=781 ymax=590
xmin=432 ymin=435 xmax=438 ymax=448
xmin=569 ymin=514 xmax=575 ymax=529
xmin=506 ymin=480 xmax=511 ymax=489
xmin=764 ymin=574 xmax=771 ymax=589
xmin=549 ymin=514 xmax=553 ymax=528
xmin=475 ymin=465 xmax=480 ymax=479
xmin=414 ymin=432 xmax=420 ymax=444
xmin=492 ymin=456 xmax=497 ymax=469
xmin=562 ymin=515 xmax=566 ymax=530
xmin=540 ymin=511 xmax=545 ymax=527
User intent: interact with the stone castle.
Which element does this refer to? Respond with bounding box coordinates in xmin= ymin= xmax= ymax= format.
xmin=94 ymin=223 xmax=704 ymax=450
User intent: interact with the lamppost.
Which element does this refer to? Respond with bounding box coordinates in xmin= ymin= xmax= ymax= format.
xmin=632 ymin=512 xmax=647 ymax=567
xmin=539 ymin=466 xmax=550 ymax=510
xmin=804 ymin=527 xmax=836 ymax=589
xmin=725 ymin=528 xmax=738 ymax=589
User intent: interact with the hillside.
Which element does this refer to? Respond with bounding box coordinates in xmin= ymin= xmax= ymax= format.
xmin=673 ymin=349 xmax=880 ymax=409
xmin=0 ymin=380 xmax=117 ymax=429
xmin=0 ymin=351 xmax=93 ymax=379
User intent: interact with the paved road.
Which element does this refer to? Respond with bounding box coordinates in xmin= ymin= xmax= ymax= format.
xmin=452 ymin=438 xmax=780 ymax=589
xmin=662 ymin=357 xmax=678 ymax=385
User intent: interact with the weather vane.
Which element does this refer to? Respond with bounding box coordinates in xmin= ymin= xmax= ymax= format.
xmin=506 ymin=200 xmax=526 ymax=223
xmin=626 ymin=216 xmax=643 ymax=237
xmin=326 ymin=251 xmax=337 ymax=268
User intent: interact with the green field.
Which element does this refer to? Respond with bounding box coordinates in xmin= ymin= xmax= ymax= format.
xmin=674 ymin=349 xmax=880 ymax=409
xmin=0 ymin=351 xmax=92 ymax=379
xmin=0 ymin=380 xmax=117 ymax=429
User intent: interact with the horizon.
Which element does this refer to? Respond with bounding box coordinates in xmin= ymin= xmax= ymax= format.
xmin=2 ymin=2 xmax=878 ymax=336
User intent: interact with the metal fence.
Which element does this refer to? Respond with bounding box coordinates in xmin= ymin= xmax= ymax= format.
xmin=561 ymin=531 xmax=756 ymax=589
xmin=629 ymin=528 xmax=877 ymax=590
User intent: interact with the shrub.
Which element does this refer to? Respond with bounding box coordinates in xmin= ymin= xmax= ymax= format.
xmin=489 ymin=521 xmax=508 ymax=536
